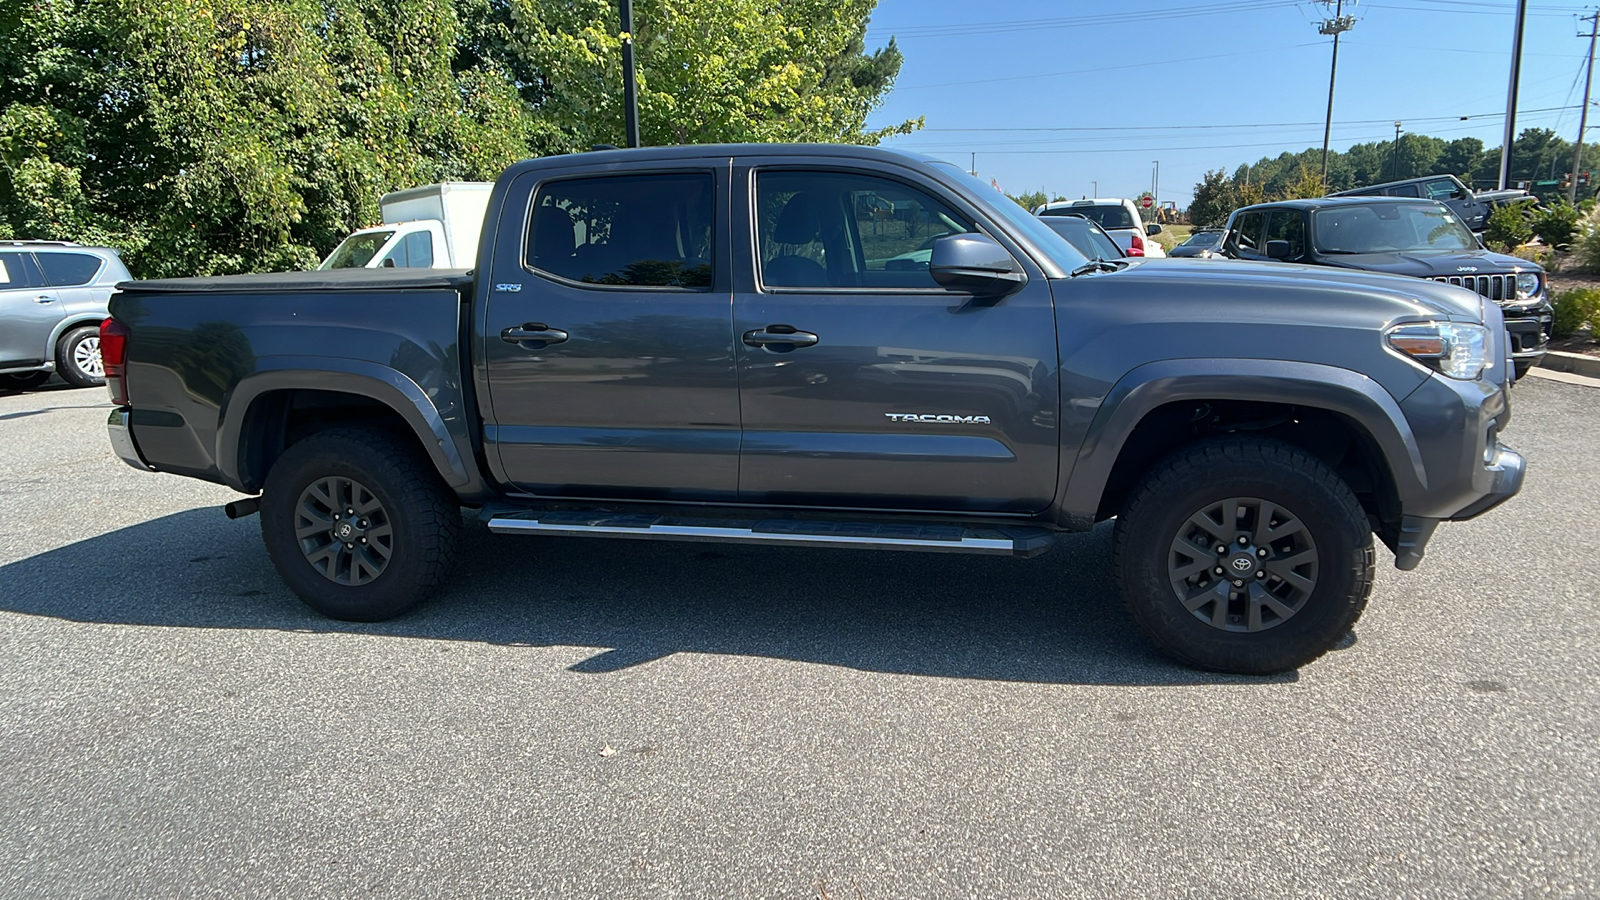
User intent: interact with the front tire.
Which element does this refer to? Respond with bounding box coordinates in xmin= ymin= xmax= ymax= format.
xmin=261 ymin=426 xmax=461 ymax=621
xmin=55 ymin=325 xmax=105 ymax=387
xmin=1114 ymin=437 xmax=1375 ymax=675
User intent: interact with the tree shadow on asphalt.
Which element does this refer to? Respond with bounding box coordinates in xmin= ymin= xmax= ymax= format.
xmin=0 ymin=508 xmax=1300 ymax=686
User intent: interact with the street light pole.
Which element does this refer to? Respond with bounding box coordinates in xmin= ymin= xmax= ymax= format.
xmin=1570 ymin=9 xmax=1598 ymax=205
xmin=619 ymin=0 xmax=641 ymax=148
xmin=1498 ymin=0 xmax=1529 ymax=189
xmin=1390 ymin=121 xmax=1402 ymax=180
xmin=1152 ymin=160 xmax=1160 ymax=210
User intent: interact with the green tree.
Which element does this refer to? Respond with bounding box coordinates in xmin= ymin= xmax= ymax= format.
xmin=508 ymin=0 xmax=920 ymax=150
xmin=1186 ymin=169 xmax=1236 ymax=226
xmin=1006 ymin=189 xmax=1050 ymax=212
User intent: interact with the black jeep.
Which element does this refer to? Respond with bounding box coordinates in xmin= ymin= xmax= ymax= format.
xmin=1219 ymin=196 xmax=1552 ymax=378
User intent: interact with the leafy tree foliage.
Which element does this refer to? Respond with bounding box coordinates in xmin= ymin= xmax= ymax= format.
xmin=509 ymin=0 xmax=918 ymax=150
xmin=0 ymin=0 xmax=914 ymax=275
xmin=1186 ymin=169 xmax=1235 ymax=227
xmin=1186 ymin=129 xmax=1600 ymax=222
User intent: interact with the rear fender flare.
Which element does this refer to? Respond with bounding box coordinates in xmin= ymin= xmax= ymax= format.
xmin=1058 ymin=358 xmax=1427 ymax=528
xmin=217 ymin=358 xmax=473 ymax=493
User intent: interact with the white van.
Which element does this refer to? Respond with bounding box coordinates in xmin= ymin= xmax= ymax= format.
xmin=319 ymin=182 xmax=493 ymax=270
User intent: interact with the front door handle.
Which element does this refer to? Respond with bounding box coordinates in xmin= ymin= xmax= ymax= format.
xmin=501 ymin=323 xmax=569 ymax=346
xmin=743 ymin=325 xmax=819 ymax=350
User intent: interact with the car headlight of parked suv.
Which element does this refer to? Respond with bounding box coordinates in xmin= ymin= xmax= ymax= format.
xmin=1514 ymin=272 xmax=1540 ymax=300
xmin=1386 ymin=321 xmax=1490 ymax=380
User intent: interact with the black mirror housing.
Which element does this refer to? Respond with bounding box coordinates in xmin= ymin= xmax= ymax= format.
xmin=929 ymin=234 xmax=1025 ymax=296
xmin=1146 ymin=223 xmax=1163 ymax=236
xmin=1265 ymin=240 xmax=1293 ymax=260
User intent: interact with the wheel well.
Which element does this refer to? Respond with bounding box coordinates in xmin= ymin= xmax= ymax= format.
xmin=56 ymin=318 xmax=104 ymax=345
xmin=236 ymin=389 xmax=414 ymax=493
xmin=1095 ymin=400 xmax=1402 ymax=542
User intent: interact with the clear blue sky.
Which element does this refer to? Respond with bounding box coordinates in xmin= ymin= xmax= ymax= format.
xmin=863 ymin=0 xmax=1598 ymax=208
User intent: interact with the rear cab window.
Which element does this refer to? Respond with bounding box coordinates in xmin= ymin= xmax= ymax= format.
xmin=526 ymin=173 xmax=715 ymax=289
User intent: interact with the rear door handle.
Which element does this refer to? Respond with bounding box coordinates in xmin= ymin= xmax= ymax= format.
xmin=501 ymin=324 xmax=569 ymax=345
xmin=743 ymin=325 xmax=819 ymax=350
xmin=35 ymin=295 xmax=55 ymax=304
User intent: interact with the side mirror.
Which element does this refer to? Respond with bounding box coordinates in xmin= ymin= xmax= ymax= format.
xmin=1146 ymin=223 xmax=1163 ymax=236
xmin=1265 ymin=240 xmax=1293 ymax=260
xmin=928 ymin=234 xmax=1025 ymax=296
xmin=381 ymin=257 xmax=397 ymax=268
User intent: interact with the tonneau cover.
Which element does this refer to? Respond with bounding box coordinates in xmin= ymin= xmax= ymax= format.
xmin=116 ymin=267 xmax=474 ymax=293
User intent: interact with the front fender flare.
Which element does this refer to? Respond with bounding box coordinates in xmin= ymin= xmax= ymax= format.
xmin=1058 ymin=358 xmax=1427 ymax=528
xmin=216 ymin=358 xmax=476 ymax=494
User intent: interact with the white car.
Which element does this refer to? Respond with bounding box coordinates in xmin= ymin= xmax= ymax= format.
xmin=1035 ymin=198 xmax=1166 ymax=258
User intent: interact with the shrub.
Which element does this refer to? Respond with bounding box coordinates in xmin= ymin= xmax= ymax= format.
xmin=1483 ymin=201 xmax=1534 ymax=252
xmin=1578 ymin=224 xmax=1600 ymax=273
xmin=1531 ymin=203 xmax=1581 ymax=250
xmin=1551 ymin=287 xmax=1600 ymax=338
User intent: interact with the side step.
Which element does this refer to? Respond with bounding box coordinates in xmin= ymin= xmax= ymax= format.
xmin=484 ymin=509 xmax=1055 ymax=557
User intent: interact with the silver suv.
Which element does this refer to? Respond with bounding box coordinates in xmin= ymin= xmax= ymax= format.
xmin=0 ymin=242 xmax=131 ymax=390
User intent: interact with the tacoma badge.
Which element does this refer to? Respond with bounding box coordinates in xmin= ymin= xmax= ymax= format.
xmin=885 ymin=413 xmax=992 ymax=424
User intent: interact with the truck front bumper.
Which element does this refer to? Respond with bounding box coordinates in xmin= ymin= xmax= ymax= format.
xmin=107 ymin=408 xmax=154 ymax=471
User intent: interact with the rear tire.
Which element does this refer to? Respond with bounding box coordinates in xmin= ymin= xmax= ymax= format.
xmin=1114 ymin=437 xmax=1375 ymax=675
xmin=0 ymin=372 xmax=51 ymax=390
xmin=261 ymin=426 xmax=461 ymax=621
xmin=55 ymin=325 xmax=105 ymax=387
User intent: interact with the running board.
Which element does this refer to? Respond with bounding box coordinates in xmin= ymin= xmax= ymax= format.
xmin=484 ymin=509 xmax=1054 ymax=557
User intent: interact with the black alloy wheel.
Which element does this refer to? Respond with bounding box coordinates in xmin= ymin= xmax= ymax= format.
xmin=261 ymin=426 xmax=460 ymax=622
xmin=1167 ymin=496 xmax=1318 ymax=634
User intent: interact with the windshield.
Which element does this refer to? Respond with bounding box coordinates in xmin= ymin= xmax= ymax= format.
xmin=320 ymin=230 xmax=396 ymax=269
xmin=1042 ymin=217 xmax=1123 ymax=260
xmin=1041 ymin=203 xmax=1135 ymax=230
xmin=1312 ymin=203 xmax=1475 ymax=254
xmin=1180 ymin=231 xmax=1222 ymax=247
xmin=928 ymin=162 xmax=1090 ymax=271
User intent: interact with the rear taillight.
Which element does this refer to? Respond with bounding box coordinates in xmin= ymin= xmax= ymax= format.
xmin=100 ymin=317 xmax=130 ymax=405
xmin=1128 ymin=231 xmax=1146 ymax=257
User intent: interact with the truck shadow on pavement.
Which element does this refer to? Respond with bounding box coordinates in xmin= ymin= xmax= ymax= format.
xmin=0 ymin=508 xmax=1301 ymax=686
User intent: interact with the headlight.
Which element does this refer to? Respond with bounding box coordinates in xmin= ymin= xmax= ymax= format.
xmin=1514 ymin=272 xmax=1540 ymax=300
xmin=1386 ymin=321 xmax=1490 ymax=380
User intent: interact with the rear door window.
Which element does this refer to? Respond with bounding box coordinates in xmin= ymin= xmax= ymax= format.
xmin=526 ymin=173 xmax=715 ymax=289
xmin=0 ymin=251 xmax=43 ymax=288
xmin=1387 ymin=184 xmax=1421 ymax=198
xmin=35 ymin=252 xmax=103 ymax=287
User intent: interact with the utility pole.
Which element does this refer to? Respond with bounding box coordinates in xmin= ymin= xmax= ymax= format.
xmin=970 ymin=152 xmax=977 ymax=177
xmin=1093 ymin=180 xmax=1098 ymax=197
xmin=1317 ymin=1 xmax=1357 ymax=187
xmin=619 ymin=0 xmax=641 ymax=147
xmin=1391 ymin=122 xmax=1402 ymax=180
xmin=1152 ymin=160 xmax=1160 ymax=209
xmin=1499 ymin=0 xmax=1529 ymax=189
xmin=1570 ymin=9 xmax=1599 ymax=205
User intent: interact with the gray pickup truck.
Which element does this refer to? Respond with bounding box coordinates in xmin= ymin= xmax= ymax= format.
xmin=102 ymin=144 xmax=1525 ymax=674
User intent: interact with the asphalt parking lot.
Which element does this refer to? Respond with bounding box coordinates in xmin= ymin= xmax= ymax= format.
xmin=1 ymin=375 xmax=1596 ymax=899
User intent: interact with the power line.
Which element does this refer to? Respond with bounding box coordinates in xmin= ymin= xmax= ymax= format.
xmin=912 ymin=104 xmax=1586 ymax=134
xmin=878 ymin=1 xmax=1296 ymax=38
xmin=894 ymin=43 xmax=1321 ymax=91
